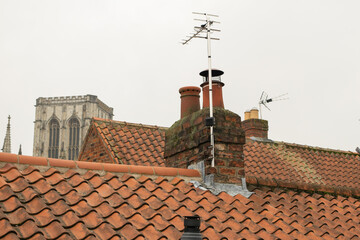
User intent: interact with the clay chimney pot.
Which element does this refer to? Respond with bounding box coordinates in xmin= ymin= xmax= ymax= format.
xmin=179 ymin=86 xmax=201 ymax=119
xmin=244 ymin=110 xmax=251 ymax=120
xmin=199 ymin=69 xmax=225 ymax=109
xmin=250 ymin=108 xmax=259 ymax=119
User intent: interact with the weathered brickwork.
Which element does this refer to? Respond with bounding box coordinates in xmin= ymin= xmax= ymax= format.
xmin=165 ymin=107 xmax=245 ymax=184
xmin=78 ymin=125 xmax=114 ymax=164
xmin=242 ymin=118 xmax=268 ymax=139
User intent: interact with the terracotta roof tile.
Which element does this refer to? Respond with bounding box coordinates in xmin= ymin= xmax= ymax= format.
xmin=245 ymin=140 xmax=360 ymax=196
xmin=7 ymin=207 xmax=30 ymax=225
xmin=80 ymin=118 xmax=167 ymax=166
xmin=2 ymin=153 xmax=360 ymax=239
xmin=87 ymin=119 xmax=360 ymax=197
xmin=119 ymin=223 xmax=143 ymax=239
xmin=68 ymin=222 xmax=94 ymax=239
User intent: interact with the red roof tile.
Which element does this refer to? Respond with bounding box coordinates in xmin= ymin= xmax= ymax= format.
xmin=79 ymin=118 xmax=167 ymax=166
xmin=1 ymin=153 xmax=360 ymax=239
xmin=80 ymin=119 xmax=360 ymax=195
xmin=245 ymin=140 xmax=360 ymax=196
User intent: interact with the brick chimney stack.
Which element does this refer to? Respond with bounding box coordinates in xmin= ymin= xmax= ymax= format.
xmin=242 ymin=108 xmax=269 ymax=140
xmin=165 ymin=69 xmax=246 ymax=186
xmin=179 ymin=86 xmax=201 ymax=119
xmin=200 ymin=69 xmax=225 ymax=109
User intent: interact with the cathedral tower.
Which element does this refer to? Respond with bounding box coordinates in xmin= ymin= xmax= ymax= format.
xmin=33 ymin=95 xmax=113 ymax=160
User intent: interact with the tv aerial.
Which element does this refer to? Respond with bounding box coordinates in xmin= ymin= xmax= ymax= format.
xmin=259 ymin=91 xmax=289 ymax=119
xmin=181 ymin=12 xmax=220 ymax=167
xmin=181 ymin=12 xmax=220 ymax=45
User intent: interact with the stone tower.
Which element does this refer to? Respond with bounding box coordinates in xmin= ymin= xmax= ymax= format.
xmin=33 ymin=95 xmax=113 ymax=160
xmin=2 ymin=116 xmax=11 ymax=153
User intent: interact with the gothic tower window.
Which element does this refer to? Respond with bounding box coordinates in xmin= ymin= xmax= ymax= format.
xmin=68 ymin=118 xmax=80 ymax=160
xmin=48 ymin=119 xmax=60 ymax=158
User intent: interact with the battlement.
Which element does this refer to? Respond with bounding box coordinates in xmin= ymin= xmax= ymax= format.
xmin=95 ymin=98 xmax=114 ymax=116
xmin=36 ymin=95 xmax=92 ymax=104
xmin=35 ymin=95 xmax=113 ymax=115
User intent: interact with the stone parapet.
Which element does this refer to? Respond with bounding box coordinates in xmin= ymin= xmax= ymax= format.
xmin=36 ymin=95 xmax=93 ymax=105
xmin=35 ymin=95 xmax=113 ymax=115
xmin=95 ymin=98 xmax=114 ymax=117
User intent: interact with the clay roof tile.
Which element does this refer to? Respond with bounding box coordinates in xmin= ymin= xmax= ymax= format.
xmin=245 ymin=140 xmax=360 ymax=195
xmin=81 ymin=119 xmax=167 ymax=167
xmin=1 ymin=152 xmax=360 ymax=239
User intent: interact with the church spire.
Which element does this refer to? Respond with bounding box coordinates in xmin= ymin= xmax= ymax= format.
xmin=2 ymin=115 xmax=11 ymax=153
xmin=18 ymin=144 xmax=22 ymax=155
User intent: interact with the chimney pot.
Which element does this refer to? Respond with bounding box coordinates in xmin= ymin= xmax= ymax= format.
xmin=200 ymin=69 xmax=225 ymax=109
xmin=179 ymin=86 xmax=201 ymax=119
xmin=250 ymin=108 xmax=259 ymax=119
xmin=242 ymin=108 xmax=269 ymax=140
xmin=244 ymin=110 xmax=251 ymax=120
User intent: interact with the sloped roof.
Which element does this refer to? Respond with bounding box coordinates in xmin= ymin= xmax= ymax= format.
xmin=82 ymin=118 xmax=167 ymax=166
xmin=83 ymin=120 xmax=360 ymax=195
xmin=1 ymin=153 xmax=360 ymax=239
xmin=245 ymin=140 xmax=360 ymax=196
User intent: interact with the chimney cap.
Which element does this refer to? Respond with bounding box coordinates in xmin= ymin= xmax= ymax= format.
xmin=199 ymin=69 xmax=224 ymax=77
xmin=179 ymin=86 xmax=201 ymax=94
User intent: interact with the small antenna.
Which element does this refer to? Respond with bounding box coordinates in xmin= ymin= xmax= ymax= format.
xmin=259 ymin=91 xmax=289 ymax=119
xmin=181 ymin=12 xmax=220 ymax=167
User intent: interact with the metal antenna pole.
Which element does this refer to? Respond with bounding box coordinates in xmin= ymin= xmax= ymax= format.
xmin=206 ymin=14 xmax=215 ymax=167
xmin=181 ymin=12 xmax=220 ymax=168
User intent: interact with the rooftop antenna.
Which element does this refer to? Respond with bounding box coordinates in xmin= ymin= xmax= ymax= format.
xmin=181 ymin=12 xmax=220 ymax=167
xmin=259 ymin=91 xmax=289 ymax=119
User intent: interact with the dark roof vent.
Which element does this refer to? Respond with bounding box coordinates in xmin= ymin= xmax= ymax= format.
xmin=181 ymin=216 xmax=202 ymax=240
xmin=356 ymin=147 xmax=360 ymax=155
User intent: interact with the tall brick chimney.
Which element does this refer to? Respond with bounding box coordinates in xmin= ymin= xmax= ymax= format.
xmin=179 ymin=86 xmax=201 ymax=119
xmin=200 ymin=69 xmax=225 ymax=109
xmin=165 ymin=70 xmax=246 ymax=186
xmin=242 ymin=108 xmax=269 ymax=140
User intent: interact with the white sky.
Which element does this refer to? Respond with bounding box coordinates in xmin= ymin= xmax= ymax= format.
xmin=0 ymin=0 xmax=359 ymax=156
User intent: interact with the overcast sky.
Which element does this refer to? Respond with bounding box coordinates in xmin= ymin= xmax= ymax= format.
xmin=1 ymin=0 xmax=359 ymax=156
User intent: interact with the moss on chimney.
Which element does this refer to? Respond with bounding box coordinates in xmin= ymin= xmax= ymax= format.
xmin=165 ymin=107 xmax=246 ymax=184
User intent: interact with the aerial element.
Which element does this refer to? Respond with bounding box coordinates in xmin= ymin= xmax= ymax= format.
xmin=258 ymin=92 xmax=289 ymax=119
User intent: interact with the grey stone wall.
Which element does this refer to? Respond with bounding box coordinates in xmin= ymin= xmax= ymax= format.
xmin=33 ymin=95 xmax=113 ymax=160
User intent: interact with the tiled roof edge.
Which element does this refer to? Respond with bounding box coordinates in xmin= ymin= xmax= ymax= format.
xmin=92 ymin=117 xmax=169 ymax=130
xmin=93 ymin=121 xmax=120 ymax=164
xmin=0 ymin=153 xmax=200 ymax=179
xmin=246 ymin=175 xmax=360 ymax=198
xmin=248 ymin=139 xmax=359 ymax=156
xmin=78 ymin=124 xmax=116 ymax=164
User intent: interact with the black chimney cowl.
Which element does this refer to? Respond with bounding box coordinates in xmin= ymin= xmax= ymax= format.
xmin=199 ymin=69 xmax=224 ymax=83
xmin=181 ymin=216 xmax=202 ymax=240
